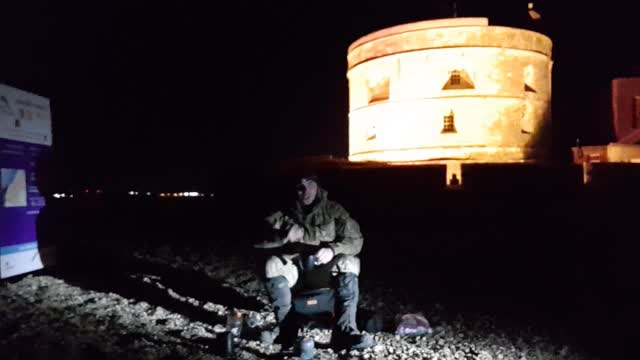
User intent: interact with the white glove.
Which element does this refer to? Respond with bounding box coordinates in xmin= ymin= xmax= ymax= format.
xmin=315 ymin=247 xmax=334 ymax=265
xmin=287 ymin=224 xmax=305 ymax=243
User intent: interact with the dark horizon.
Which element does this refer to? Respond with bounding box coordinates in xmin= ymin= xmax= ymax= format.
xmin=1 ymin=0 xmax=639 ymax=189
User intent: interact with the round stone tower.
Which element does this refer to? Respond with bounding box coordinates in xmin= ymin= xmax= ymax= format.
xmin=347 ymin=18 xmax=553 ymax=163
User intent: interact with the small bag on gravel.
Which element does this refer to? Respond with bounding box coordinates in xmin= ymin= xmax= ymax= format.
xmin=394 ymin=313 xmax=433 ymax=336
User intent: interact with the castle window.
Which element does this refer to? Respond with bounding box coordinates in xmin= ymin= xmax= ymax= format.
xmin=367 ymin=78 xmax=389 ymax=104
xmin=450 ymin=72 xmax=461 ymax=85
xmin=443 ymin=70 xmax=474 ymax=90
xmin=524 ymin=65 xmax=536 ymax=93
xmin=442 ymin=110 xmax=456 ymax=133
xmin=366 ymin=125 xmax=377 ymax=141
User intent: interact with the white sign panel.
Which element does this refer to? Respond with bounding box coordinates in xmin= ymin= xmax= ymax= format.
xmin=0 ymin=84 xmax=52 ymax=145
xmin=0 ymin=83 xmax=53 ymax=278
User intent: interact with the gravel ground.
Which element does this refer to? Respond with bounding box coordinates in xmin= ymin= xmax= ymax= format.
xmin=0 ymin=243 xmax=596 ymax=360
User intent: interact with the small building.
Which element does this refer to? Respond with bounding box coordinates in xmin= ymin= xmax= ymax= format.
xmin=572 ymin=77 xmax=640 ymax=183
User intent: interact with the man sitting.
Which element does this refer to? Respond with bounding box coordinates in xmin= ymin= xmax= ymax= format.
xmin=254 ymin=173 xmax=374 ymax=351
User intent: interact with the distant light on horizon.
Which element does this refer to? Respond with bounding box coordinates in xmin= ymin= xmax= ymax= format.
xmin=154 ymin=191 xmax=212 ymax=198
xmin=49 ymin=190 xmax=212 ymax=198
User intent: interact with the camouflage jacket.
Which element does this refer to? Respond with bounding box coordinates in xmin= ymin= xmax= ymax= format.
xmin=258 ymin=188 xmax=363 ymax=256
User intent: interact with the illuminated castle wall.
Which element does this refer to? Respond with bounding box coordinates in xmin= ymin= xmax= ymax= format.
xmin=347 ymin=18 xmax=553 ymax=163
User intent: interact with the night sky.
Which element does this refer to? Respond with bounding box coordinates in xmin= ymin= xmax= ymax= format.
xmin=1 ymin=1 xmax=639 ymax=190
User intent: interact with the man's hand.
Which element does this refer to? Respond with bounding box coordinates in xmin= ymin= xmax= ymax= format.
xmin=287 ymin=224 xmax=305 ymax=243
xmin=314 ymin=247 xmax=334 ymax=265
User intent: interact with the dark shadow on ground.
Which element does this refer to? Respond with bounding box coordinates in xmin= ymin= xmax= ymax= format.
xmin=49 ymin=256 xmax=264 ymax=328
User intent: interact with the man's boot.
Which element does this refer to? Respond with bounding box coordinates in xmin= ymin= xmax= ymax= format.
xmin=330 ymin=273 xmax=374 ymax=351
xmin=261 ymin=275 xmax=298 ymax=348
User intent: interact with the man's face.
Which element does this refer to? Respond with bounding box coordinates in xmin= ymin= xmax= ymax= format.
xmin=297 ymin=178 xmax=318 ymax=205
